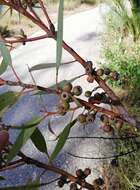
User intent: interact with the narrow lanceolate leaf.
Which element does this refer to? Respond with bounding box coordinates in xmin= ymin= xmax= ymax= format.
xmin=10 ymin=117 xmax=43 ymax=130
xmin=0 ymin=182 xmax=49 ymax=190
xmin=0 ymin=91 xmax=18 ymax=112
xmin=0 ymin=41 xmax=12 ymax=75
xmin=31 ymin=128 xmax=48 ymax=155
xmin=29 ymin=61 xmax=74 ymax=72
xmin=49 ymin=119 xmax=77 ymax=162
xmin=56 ymin=0 xmax=64 ymax=81
xmin=7 ymin=117 xmax=43 ymax=163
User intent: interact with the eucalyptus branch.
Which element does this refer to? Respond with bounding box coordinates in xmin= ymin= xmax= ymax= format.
xmin=0 ymin=77 xmax=132 ymax=124
xmin=0 ymin=78 xmax=57 ymax=94
xmin=5 ymin=34 xmax=51 ymax=44
xmin=2 ymin=0 xmax=140 ymax=129
xmin=0 ymin=159 xmax=25 ymax=172
xmin=16 ymin=151 xmax=95 ymax=190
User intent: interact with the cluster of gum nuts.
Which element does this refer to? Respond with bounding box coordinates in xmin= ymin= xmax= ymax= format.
xmin=58 ymin=82 xmax=83 ymax=115
xmin=57 ymin=168 xmax=91 ymax=190
xmin=100 ymin=114 xmax=123 ymax=133
xmin=58 ymin=82 xmax=98 ymax=125
xmin=86 ymin=64 xmax=120 ymax=84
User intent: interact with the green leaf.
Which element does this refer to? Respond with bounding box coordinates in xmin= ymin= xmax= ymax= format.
xmin=7 ymin=117 xmax=43 ymax=162
xmin=26 ymin=176 xmax=40 ymax=190
xmin=29 ymin=61 xmax=73 ymax=72
xmin=0 ymin=182 xmax=48 ymax=190
xmin=0 ymin=176 xmax=5 ymax=180
xmin=0 ymin=41 xmax=12 ymax=75
xmin=56 ymin=0 xmax=64 ymax=81
xmin=9 ymin=117 xmax=43 ymax=130
xmin=31 ymin=128 xmax=48 ymax=155
xmin=0 ymin=91 xmax=18 ymax=112
xmin=49 ymin=119 xmax=77 ymax=162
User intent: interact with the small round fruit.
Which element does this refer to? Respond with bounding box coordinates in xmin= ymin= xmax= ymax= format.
xmin=61 ymin=91 xmax=70 ymax=101
xmin=100 ymin=114 xmax=109 ymax=123
xmin=110 ymin=159 xmax=119 ymax=167
xmin=62 ymin=82 xmax=73 ymax=92
xmin=84 ymin=168 xmax=91 ymax=177
xmin=86 ymin=114 xmax=95 ymax=123
xmin=104 ymin=68 xmax=111 ymax=75
xmin=61 ymin=101 xmax=70 ymax=110
xmin=110 ymin=71 xmax=119 ymax=81
xmin=94 ymin=93 xmax=103 ymax=101
xmin=94 ymin=177 xmax=104 ymax=186
xmin=0 ymin=130 xmax=9 ymax=151
xmin=73 ymin=86 xmax=82 ymax=96
xmin=87 ymin=75 xmax=95 ymax=83
xmin=88 ymin=96 xmax=95 ymax=103
xmin=96 ymin=68 xmax=104 ymax=76
xmin=57 ymin=180 xmax=64 ymax=188
xmin=77 ymin=114 xmax=86 ymax=123
xmin=85 ymin=61 xmax=93 ymax=74
xmin=58 ymin=105 xmax=67 ymax=115
xmin=85 ymin=91 xmax=92 ymax=97
xmin=102 ymin=124 xmax=113 ymax=133
xmin=70 ymin=183 xmax=78 ymax=190
xmin=76 ymin=169 xmax=83 ymax=177
xmin=60 ymin=175 xmax=67 ymax=183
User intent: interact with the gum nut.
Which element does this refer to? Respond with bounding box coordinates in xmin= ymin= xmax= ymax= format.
xmin=0 ymin=130 xmax=9 ymax=151
xmin=73 ymin=86 xmax=82 ymax=96
xmin=62 ymin=82 xmax=73 ymax=92
xmin=96 ymin=69 xmax=104 ymax=76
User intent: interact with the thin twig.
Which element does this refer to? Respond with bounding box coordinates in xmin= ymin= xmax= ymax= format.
xmin=66 ymin=148 xmax=138 ymax=160
xmin=5 ymin=34 xmax=51 ymax=44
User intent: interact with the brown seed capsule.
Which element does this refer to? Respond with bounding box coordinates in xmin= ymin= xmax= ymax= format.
xmin=85 ymin=61 xmax=93 ymax=74
xmin=61 ymin=91 xmax=70 ymax=101
xmin=77 ymin=114 xmax=86 ymax=124
xmin=70 ymin=183 xmax=78 ymax=190
xmin=94 ymin=177 xmax=104 ymax=186
xmin=62 ymin=82 xmax=73 ymax=93
xmin=100 ymin=114 xmax=109 ymax=124
xmin=102 ymin=124 xmax=113 ymax=133
xmin=86 ymin=114 xmax=95 ymax=123
xmin=93 ymin=93 xmax=103 ymax=101
xmin=60 ymin=175 xmax=67 ymax=183
xmin=96 ymin=68 xmax=104 ymax=76
xmin=58 ymin=105 xmax=67 ymax=115
xmin=72 ymin=86 xmax=82 ymax=96
xmin=0 ymin=130 xmax=9 ymax=151
xmin=84 ymin=168 xmax=91 ymax=177
xmin=87 ymin=74 xmax=95 ymax=83
xmin=85 ymin=91 xmax=92 ymax=97
xmin=110 ymin=71 xmax=119 ymax=81
xmin=76 ymin=169 xmax=83 ymax=177
xmin=104 ymin=68 xmax=111 ymax=75
xmin=57 ymin=180 xmax=64 ymax=188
